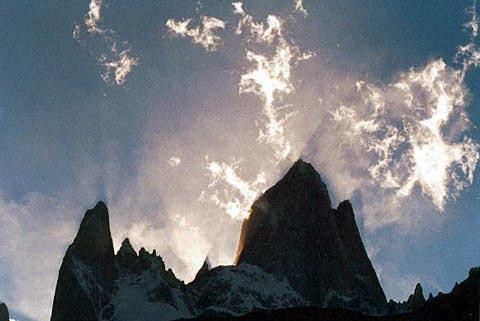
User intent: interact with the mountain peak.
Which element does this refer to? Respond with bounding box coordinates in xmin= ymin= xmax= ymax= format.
xmin=283 ymin=158 xmax=323 ymax=184
xmin=406 ymin=282 xmax=425 ymax=309
xmin=194 ymin=257 xmax=211 ymax=281
xmin=235 ymin=159 xmax=386 ymax=311
xmin=70 ymin=201 xmax=115 ymax=264
xmin=0 ymin=303 xmax=9 ymax=321
xmin=117 ymin=238 xmax=138 ymax=271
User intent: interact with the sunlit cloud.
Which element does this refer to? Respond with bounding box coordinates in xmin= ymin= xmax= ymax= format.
xmin=73 ymin=0 xmax=138 ymax=85
xmin=168 ymin=156 xmax=182 ymax=167
xmin=233 ymin=3 xmax=283 ymax=44
xmin=464 ymin=2 xmax=479 ymax=38
xmin=331 ymin=58 xmax=479 ymax=211
xmin=201 ymin=157 xmax=266 ymax=220
xmin=84 ymin=0 xmax=103 ymax=34
xmin=293 ymin=0 xmax=308 ymax=16
xmin=100 ymin=47 xmax=138 ymax=86
xmin=234 ymin=3 xmax=314 ymax=160
xmin=166 ymin=16 xmax=226 ymax=51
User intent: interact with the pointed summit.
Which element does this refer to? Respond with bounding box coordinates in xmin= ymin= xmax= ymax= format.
xmin=71 ymin=201 xmax=115 ymax=264
xmin=407 ymin=283 xmax=425 ymax=309
xmin=51 ymin=202 xmax=117 ymax=321
xmin=235 ymin=160 xmax=386 ymax=312
xmin=0 ymin=303 xmax=9 ymax=321
xmin=194 ymin=257 xmax=211 ymax=281
xmin=117 ymin=238 xmax=138 ymax=271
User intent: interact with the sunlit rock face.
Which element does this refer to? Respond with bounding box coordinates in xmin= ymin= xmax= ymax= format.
xmin=235 ymin=159 xmax=387 ymax=313
xmin=0 ymin=303 xmax=9 ymax=321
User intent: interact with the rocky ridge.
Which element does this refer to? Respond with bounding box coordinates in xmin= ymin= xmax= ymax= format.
xmin=49 ymin=159 xmax=479 ymax=321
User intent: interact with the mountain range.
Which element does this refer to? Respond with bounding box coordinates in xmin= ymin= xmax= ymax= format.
xmin=5 ymin=159 xmax=475 ymax=321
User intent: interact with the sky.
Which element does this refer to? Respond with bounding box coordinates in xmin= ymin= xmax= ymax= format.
xmin=0 ymin=1 xmax=479 ymax=320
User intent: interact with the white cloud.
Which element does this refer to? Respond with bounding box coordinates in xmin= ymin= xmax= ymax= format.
xmin=100 ymin=47 xmax=139 ymax=85
xmin=331 ymin=59 xmax=478 ymax=213
xmin=0 ymin=194 xmax=78 ymax=321
xmin=233 ymin=4 xmax=314 ymax=161
xmin=168 ymin=157 xmax=182 ymax=167
xmin=166 ymin=16 xmax=226 ymax=51
xmin=201 ymin=157 xmax=266 ymax=220
xmin=293 ymin=0 xmax=308 ymax=16
xmin=233 ymin=4 xmax=283 ymax=44
xmin=84 ymin=0 xmax=103 ymax=34
xmin=73 ymin=0 xmax=138 ymax=85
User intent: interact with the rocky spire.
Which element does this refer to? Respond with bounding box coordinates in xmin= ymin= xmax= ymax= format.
xmin=0 ymin=303 xmax=9 ymax=321
xmin=406 ymin=283 xmax=425 ymax=310
xmin=51 ymin=201 xmax=117 ymax=321
xmin=70 ymin=201 xmax=115 ymax=264
xmin=194 ymin=257 xmax=211 ymax=281
xmin=235 ymin=159 xmax=386 ymax=312
xmin=117 ymin=238 xmax=138 ymax=271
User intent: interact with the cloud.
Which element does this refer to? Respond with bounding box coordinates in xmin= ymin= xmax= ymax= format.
xmin=201 ymin=157 xmax=266 ymax=220
xmin=168 ymin=157 xmax=182 ymax=167
xmin=0 ymin=194 xmax=78 ymax=321
xmin=233 ymin=3 xmax=314 ymax=161
xmin=166 ymin=16 xmax=226 ymax=51
xmin=100 ymin=47 xmax=138 ymax=86
xmin=84 ymin=0 xmax=103 ymax=34
xmin=331 ymin=60 xmax=479 ymax=211
xmin=233 ymin=3 xmax=283 ymax=44
xmin=73 ymin=0 xmax=138 ymax=85
xmin=293 ymin=0 xmax=308 ymax=16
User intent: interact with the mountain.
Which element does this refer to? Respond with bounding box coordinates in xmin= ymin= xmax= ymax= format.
xmin=184 ymin=266 xmax=479 ymax=321
xmin=49 ymin=159 xmax=479 ymax=320
xmin=51 ymin=201 xmax=117 ymax=321
xmin=235 ymin=159 xmax=386 ymax=312
xmin=0 ymin=303 xmax=9 ymax=321
xmin=50 ymin=201 xmax=306 ymax=320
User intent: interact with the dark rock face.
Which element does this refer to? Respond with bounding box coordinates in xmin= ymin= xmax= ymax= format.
xmin=193 ymin=257 xmax=211 ymax=281
xmin=387 ymin=282 xmax=426 ymax=314
xmin=235 ymin=159 xmax=386 ymax=312
xmin=0 ymin=303 xmax=9 ymax=321
xmin=406 ymin=283 xmax=425 ymax=309
xmin=51 ymin=201 xmax=117 ymax=321
xmin=117 ymin=238 xmax=138 ymax=272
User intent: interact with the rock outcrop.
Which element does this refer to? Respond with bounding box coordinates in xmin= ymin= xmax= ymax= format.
xmin=235 ymin=159 xmax=386 ymax=312
xmin=406 ymin=283 xmax=425 ymax=310
xmin=51 ymin=199 xmax=307 ymax=321
xmin=0 ymin=303 xmax=9 ymax=321
xmin=51 ymin=201 xmax=117 ymax=321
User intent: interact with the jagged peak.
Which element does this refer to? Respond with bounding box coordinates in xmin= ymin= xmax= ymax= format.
xmin=194 ymin=256 xmax=212 ymax=281
xmin=118 ymin=238 xmax=137 ymax=257
xmin=406 ymin=282 xmax=425 ymax=308
xmin=70 ymin=201 xmax=114 ymax=263
xmin=336 ymin=200 xmax=354 ymax=216
xmin=283 ymin=159 xmax=322 ymax=182
xmin=414 ymin=283 xmax=424 ymax=297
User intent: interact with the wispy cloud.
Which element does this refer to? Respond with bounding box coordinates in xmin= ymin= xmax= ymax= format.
xmin=332 ymin=60 xmax=478 ymax=212
xmin=233 ymin=3 xmax=314 ymax=161
xmin=168 ymin=157 xmax=182 ymax=167
xmin=201 ymin=157 xmax=266 ymax=220
xmin=166 ymin=16 xmax=226 ymax=51
xmin=293 ymin=0 xmax=308 ymax=16
xmin=73 ymin=0 xmax=138 ymax=85
xmin=84 ymin=0 xmax=103 ymax=34
xmin=100 ymin=47 xmax=138 ymax=86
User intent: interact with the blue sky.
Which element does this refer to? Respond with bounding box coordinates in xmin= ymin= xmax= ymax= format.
xmin=0 ymin=1 xmax=479 ymax=320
